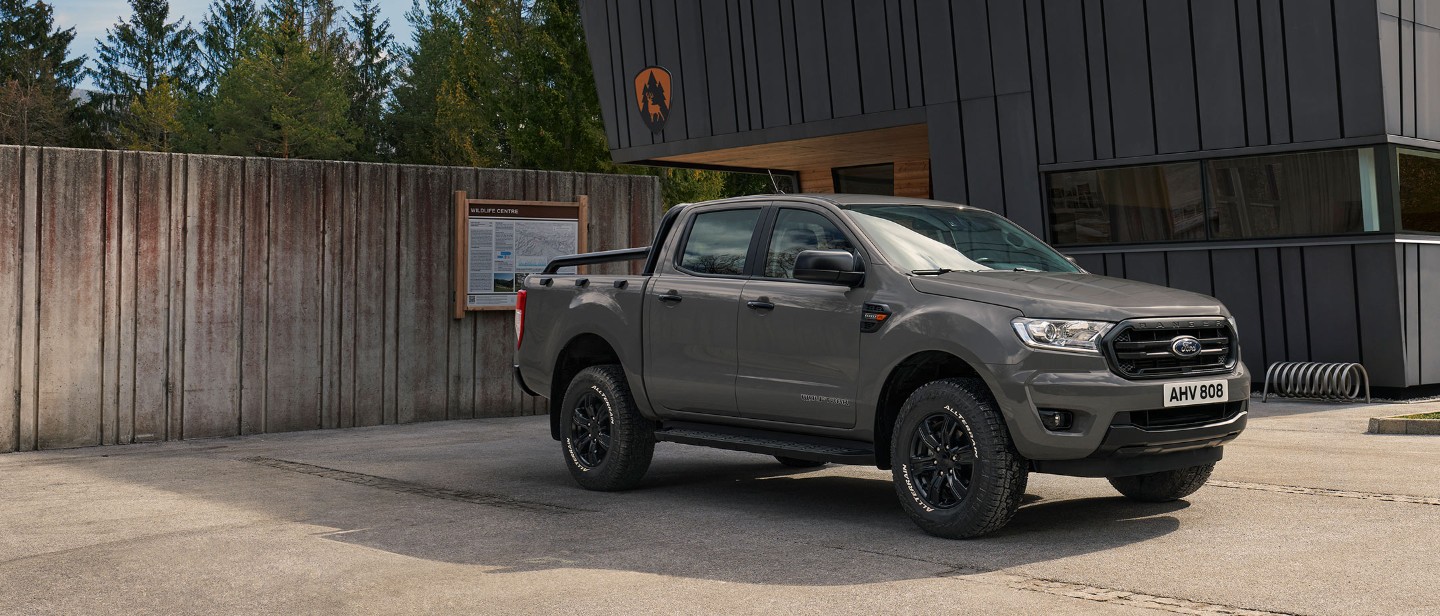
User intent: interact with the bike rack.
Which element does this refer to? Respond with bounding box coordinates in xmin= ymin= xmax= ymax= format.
xmin=1261 ymin=361 xmax=1371 ymax=403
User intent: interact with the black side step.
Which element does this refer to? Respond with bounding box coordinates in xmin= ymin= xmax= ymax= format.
xmin=654 ymin=421 xmax=876 ymax=465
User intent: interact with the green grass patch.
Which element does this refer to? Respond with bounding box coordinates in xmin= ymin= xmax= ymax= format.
xmin=1396 ymin=412 xmax=1440 ymax=420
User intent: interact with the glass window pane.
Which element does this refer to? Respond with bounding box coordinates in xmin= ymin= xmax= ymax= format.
xmin=1207 ymin=150 xmax=1372 ymax=239
xmin=679 ymin=208 xmax=761 ymax=275
xmin=833 ymin=163 xmax=894 ymax=195
xmin=1399 ymin=149 xmax=1440 ymax=232
xmin=764 ymin=209 xmax=854 ymax=278
xmin=1046 ymin=163 xmax=1205 ymax=245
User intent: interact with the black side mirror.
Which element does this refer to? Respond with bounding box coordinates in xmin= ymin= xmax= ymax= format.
xmin=794 ymin=250 xmax=864 ymax=286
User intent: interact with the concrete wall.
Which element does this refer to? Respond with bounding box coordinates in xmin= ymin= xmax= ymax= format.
xmin=0 ymin=146 xmax=661 ymax=452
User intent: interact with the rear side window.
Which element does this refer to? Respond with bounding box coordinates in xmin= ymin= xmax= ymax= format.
xmin=679 ymin=208 xmax=761 ymax=275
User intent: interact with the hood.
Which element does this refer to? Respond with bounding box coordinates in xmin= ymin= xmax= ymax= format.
xmin=910 ymin=271 xmax=1228 ymax=321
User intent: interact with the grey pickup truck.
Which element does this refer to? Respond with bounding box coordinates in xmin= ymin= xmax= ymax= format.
xmin=514 ymin=194 xmax=1249 ymax=538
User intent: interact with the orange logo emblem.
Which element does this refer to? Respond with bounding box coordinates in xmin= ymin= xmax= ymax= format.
xmin=634 ymin=66 xmax=672 ymax=133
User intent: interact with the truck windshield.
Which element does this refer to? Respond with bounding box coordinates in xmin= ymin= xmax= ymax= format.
xmin=841 ymin=204 xmax=1081 ymax=273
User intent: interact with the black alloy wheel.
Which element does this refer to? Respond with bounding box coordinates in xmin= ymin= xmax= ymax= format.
xmin=558 ymin=365 xmax=654 ymax=491
xmin=906 ymin=412 xmax=976 ymax=510
xmin=568 ymin=390 xmax=612 ymax=469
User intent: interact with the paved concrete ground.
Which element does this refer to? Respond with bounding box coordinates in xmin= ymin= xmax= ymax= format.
xmin=2 ymin=397 xmax=1437 ymax=615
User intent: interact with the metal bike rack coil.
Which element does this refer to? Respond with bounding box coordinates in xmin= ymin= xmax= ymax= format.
xmin=1261 ymin=361 xmax=1371 ymax=403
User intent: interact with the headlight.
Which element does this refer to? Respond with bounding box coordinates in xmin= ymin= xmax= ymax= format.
xmin=1012 ymin=318 xmax=1114 ymax=354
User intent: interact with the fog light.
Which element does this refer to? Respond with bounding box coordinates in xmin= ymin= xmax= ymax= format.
xmin=1038 ymin=409 xmax=1074 ymax=431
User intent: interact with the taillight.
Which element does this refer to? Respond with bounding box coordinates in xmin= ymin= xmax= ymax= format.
xmin=515 ymin=289 xmax=527 ymax=349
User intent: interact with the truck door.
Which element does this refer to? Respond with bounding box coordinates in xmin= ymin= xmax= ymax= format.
xmin=644 ymin=206 xmax=764 ymax=417
xmin=736 ymin=207 xmax=866 ymax=428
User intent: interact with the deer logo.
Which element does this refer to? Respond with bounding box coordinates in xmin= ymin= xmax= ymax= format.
xmin=634 ymin=66 xmax=672 ymax=133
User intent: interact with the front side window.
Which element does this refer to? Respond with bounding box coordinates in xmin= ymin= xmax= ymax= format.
xmin=764 ymin=209 xmax=854 ymax=278
xmin=678 ymin=208 xmax=762 ymax=275
xmin=843 ymin=203 xmax=1080 ymax=273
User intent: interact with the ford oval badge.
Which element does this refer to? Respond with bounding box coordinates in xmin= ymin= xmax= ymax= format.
xmin=1169 ymin=335 xmax=1203 ymax=358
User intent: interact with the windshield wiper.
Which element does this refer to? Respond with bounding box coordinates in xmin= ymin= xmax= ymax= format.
xmin=910 ymin=268 xmax=954 ymax=275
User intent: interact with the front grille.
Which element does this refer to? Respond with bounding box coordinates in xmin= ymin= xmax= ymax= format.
xmin=1104 ymin=317 xmax=1235 ymax=380
xmin=1113 ymin=401 xmax=1246 ymax=430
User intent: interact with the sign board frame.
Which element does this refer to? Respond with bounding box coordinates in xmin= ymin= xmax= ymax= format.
xmin=453 ymin=191 xmax=589 ymax=318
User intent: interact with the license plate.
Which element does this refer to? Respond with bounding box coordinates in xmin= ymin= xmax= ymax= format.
xmin=1163 ymin=380 xmax=1227 ymax=407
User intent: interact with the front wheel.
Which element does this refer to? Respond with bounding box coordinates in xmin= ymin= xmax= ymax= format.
xmin=559 ymin=365 xmax=654 ymax=491
xmin=890 ymin=378 xmax=1027 ymax=539
xmin=1107 ymin=464 xmax=1214 ymax=502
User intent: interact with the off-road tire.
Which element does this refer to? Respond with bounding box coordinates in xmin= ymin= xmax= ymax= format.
xmin=559 ymin=365 xmax=654 ymax=491
xmin=890 ymin=378 xmax=1028 ymax=539
xmin=1107 ymin=464 xmax=1214 ymax=502
xmin=774 ymin=456 xmax=827 ymax=468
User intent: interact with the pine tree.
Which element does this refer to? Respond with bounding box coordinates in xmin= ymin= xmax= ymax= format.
xmin=390 ymin=0 xmax=462 ymax=164
xmin=88 ymin=0 xmax=199 ymax=146
xmin=210 ymin=0 xmax=358 ymax=159
xmin=196 ymin=0 xmax=257 ymax=94
xmin=0 ymin=0 xmax=85 ymax=145
xmin=345 ymin=0 xmax=394 ymax=161
xmin=512 ymin=0 xmax=609 ymax=172
xmin=121 ymin=75 xmax=183 ymax=150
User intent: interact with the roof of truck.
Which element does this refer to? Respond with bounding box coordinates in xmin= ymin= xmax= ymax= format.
xmin=675 ymin=193 xmax=976 ymax=210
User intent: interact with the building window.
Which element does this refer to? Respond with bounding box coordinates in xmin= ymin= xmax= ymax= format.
xmin=833 ymin=163 xmax=894 ymax=195
xmin=1046 ymin=148 xmax=1381 ymax=246
xmin=1047 ymin=163 xmax=1205 ymax=245
xmin=1399 ymin=149 xmax=1440 ymax=233
xmin=1208 ymin=149 xmax=1377 ymax=239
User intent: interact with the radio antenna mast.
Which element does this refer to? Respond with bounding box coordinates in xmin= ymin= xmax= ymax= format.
xmin=767 ymin=169 xmax=787 ymax=194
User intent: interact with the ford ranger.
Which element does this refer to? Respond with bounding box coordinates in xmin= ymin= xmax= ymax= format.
xmin=513 ymin=195 xmax=1248 ymax=538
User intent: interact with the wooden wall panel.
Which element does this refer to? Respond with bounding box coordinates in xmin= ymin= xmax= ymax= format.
xmin=239 ymin=158 xmax=269 ymax=435
xmin=17 ymin=147 xmax=38 ymax=451
xmin=396 ymin=165 xmax=454 ymax=424
xmin=0 ymin=147 xmax=19 ymax=453
xmin=100 ymin=150 xmax=121 ymax=445
xmin=265 ymin=161 xmax=324 ymax=433
xmin=36 ymin=148 xmax=105 ymax=449
xmin=181 ymin=155 xmax=244 ymax=439
xmin=352 ymin=164 xmax=389 ymax=427
xmin=0 ymin=145 xmax=662 ymax=451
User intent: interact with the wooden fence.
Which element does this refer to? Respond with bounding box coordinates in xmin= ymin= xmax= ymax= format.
xmin=0 ymin=146 xmax=661 ymax=452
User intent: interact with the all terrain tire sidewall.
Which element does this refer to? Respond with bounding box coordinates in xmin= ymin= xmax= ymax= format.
xmin=889 ymin=378 xmax=1027 ymax=539
xmin=558 ymin=365 xmax=654 ymax=491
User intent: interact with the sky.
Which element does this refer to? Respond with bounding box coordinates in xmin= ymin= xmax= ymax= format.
xmin=52 ymin=0 xmax=417 ymax=87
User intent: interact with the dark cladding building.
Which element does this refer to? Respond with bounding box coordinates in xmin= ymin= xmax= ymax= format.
xmin=579 ymin=0 xmax=1440 ymax=391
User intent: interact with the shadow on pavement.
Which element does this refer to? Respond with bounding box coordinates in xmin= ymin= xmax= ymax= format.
xmin=54 ymin=422 xmax=1192 ymax=587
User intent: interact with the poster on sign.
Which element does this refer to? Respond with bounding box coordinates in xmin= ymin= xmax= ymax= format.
xmin=453 ymin=192 xmax=588 ymax=317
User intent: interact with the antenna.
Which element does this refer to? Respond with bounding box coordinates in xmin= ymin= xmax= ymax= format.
xmin=767 ymin=169 xmax=787 ymax=194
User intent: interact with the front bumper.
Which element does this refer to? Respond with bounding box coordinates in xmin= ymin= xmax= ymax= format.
xmin=984 ymin=351 xmax=1250 ymax=461
xmin=1030 ymin=408 xmax=1245 ymax=477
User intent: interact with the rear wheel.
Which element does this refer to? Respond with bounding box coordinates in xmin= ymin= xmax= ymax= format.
xmin=890 ymin=378 xmax=1027 ymax=539
xmin=774 ymin=456 xmax=827 ymax=468
xmin=559 ymin=365 xmax=654 ymax=491
xmin=1108 ymin=464 xmax=1213 ymax=502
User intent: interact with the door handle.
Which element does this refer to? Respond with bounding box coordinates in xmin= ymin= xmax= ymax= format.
xmin=658 ymin=292 xmax=683 ymax=303
xmin=746 ymin=300 xmax=775 ymax=311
